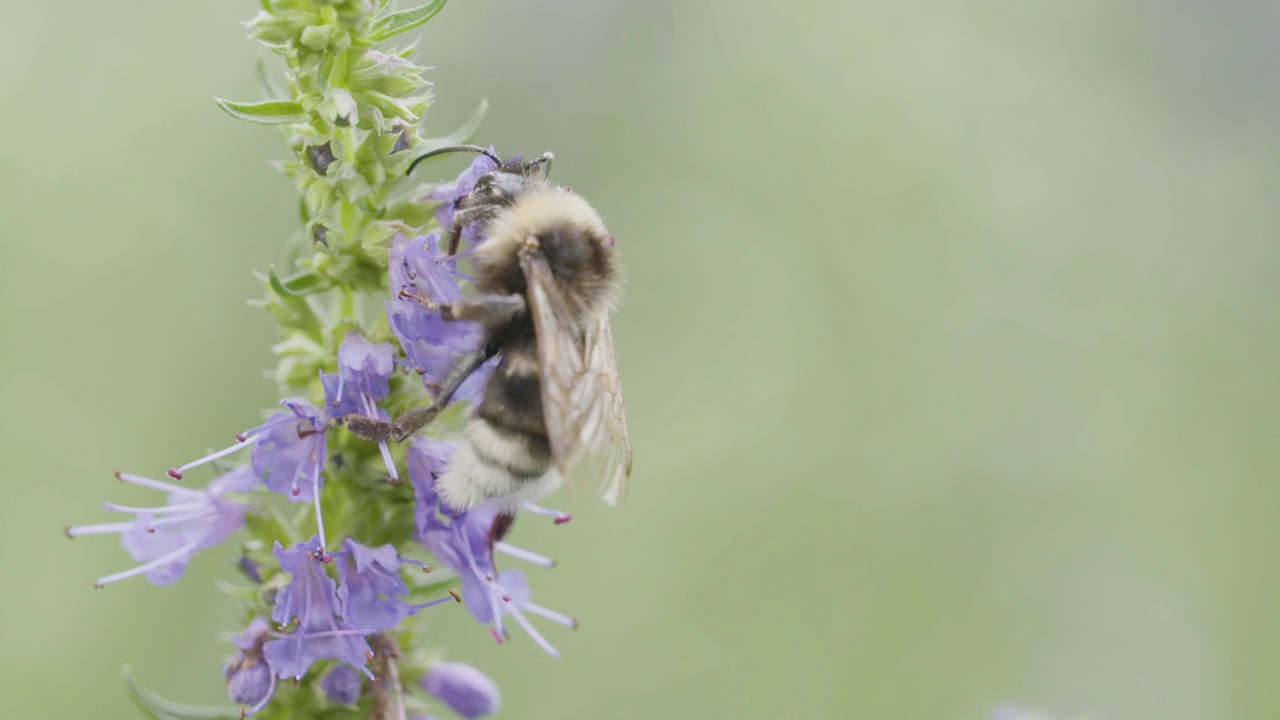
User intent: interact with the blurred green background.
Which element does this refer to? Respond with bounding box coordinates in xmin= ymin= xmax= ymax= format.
xmin=3 ymin=1 xmax=1279 ymax=718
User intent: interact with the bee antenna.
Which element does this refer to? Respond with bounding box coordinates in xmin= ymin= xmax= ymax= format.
xmin=406 ymin=145 xmax=502 ymax=176
xmin=527 ymin=151 xmax=554 ymax=175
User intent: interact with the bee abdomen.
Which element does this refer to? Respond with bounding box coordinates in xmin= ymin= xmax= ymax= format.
xmin=435 ymin=418 xmax=557 ymax=511
xmin=464 ymin=417 xmax=552 ymax=479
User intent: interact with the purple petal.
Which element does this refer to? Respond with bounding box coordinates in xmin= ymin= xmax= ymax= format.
xmin=336 ymin=539 xmax=413 ymax=632
xmin=337 ymin=333 xmax=396 ymax=402
xmin=249 ymin=406 xmax=326 ymax=502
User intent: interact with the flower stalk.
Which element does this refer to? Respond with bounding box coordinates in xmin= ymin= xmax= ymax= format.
xmin=68 ymin=2 xmax=574 ymax=717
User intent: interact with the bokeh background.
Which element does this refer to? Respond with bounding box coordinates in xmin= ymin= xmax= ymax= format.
xmin=2 ymin=2 xmax=1279 ymax=718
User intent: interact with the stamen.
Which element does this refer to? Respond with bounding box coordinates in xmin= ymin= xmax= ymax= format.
xmin=103 ymin=500 xmax=207 ymax=515
xmin=457 ymin=530 xmax=505 ymax=637
xmin=334 ymin=375 xmax=346 ymax=407
xmin=377 ymin=440 xmax=399 ymax=482
xmin=449 ymin=589 xmax=462 ymax=602
xmin=523 ymin=602 xmax=578 ymax=629
xmin=408 ymin=595 xmax=458 ymax=611
xmin=115 ymin=471 xmax=201 ymax=496
xmin=488 ymin=628 xmax=505 ymax=645
xmin=285 ymin=628 xmax=374 ymax=640
xmin=145 ymin=510 xmax=212 ymax=531
xmin=522 ymin=502 xmax=571 ymax=524
xmin=495 ymin=542 xmax=555 ymax=568
xmin=168 ymin=435 xmax=256 ymax=478
xmin=505 ymin=605 xmax=561 ymax=659
xmin=94 ymin=540 xmax=200 ymax=588
xmin=312 ymin=462 xmax=327 ymax=552
xmin=66 ymin=521 xmax=134 ymax=537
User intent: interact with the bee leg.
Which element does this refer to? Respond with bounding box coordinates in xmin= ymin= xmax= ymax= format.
xmin=344 ymin=414 xmax=393 ymax=443
xmin=444 ymin=294 xmax=527 ymax=330
xmin=390 ymin=344 xmax=499 ymax=442
xmin=444 ymin=204 xmax=503 ymax=255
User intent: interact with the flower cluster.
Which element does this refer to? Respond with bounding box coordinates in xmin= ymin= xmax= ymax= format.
xmin=68 ymin=2 xmax=580 ymax=718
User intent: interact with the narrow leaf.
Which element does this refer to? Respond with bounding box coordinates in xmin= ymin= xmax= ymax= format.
xmin=368 ymin=0 xmax=448 ymax=41
xmin=267 ymin=266 xmax=330 ymax=297
xmin=125 ymin=667 xmax=241 ymax=720
xmin=215 ymin=98 xmax=307 ymax=125
xmin=410 ymin=98 xmax=489 ymax=166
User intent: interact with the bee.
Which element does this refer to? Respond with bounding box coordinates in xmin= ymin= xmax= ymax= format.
xmin=348 ymin=145 xmax=632 ymax=512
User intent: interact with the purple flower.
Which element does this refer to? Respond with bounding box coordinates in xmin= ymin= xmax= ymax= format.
xmin=386 ymin=234 xmax=492 ymax=406
xmin=323 ymin=332 xmax=396 ymax=417
xmin=224 ymin=618 xmax=276 ymax=716
xmin=321 ymin=665 xmax=363 ymax=706
xmin=240 ymin=398 xmax=332 ymax=549
xmin=262 ymin=537 xmax=374 ymax=682
xmin=66 ymin=466 xmax=257 ymax=588
xmin=335 ymin=538 xmax=457 ymax=632
xmin=243 ymin=399 xmax=328 ymax=502
xmin=427 ymin=151 xmax=500 ymax=239
xmin=323 ymin=332 xmax=399 ymax=482
xmin=412 ymin=443 xmax=575 ymax=657
xmin=421 ymin=662 xmax=501 ymax=719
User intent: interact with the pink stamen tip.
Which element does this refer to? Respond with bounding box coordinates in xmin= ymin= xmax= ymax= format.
xmin=554 ymin=515 xmax=573 ymax=525
xmin=167 ymin=469 xmax=183 ymax=480
xmin=146 ymin=526 xmax=155 ymax=533
xmin=502 ymin=594 xmax=512 ymax=602
xmin=235 ymin=433 xmax=247 ymax=442
xmin=63 ymin=525 xmax=73 ymax=539
xmin=489 ymin=628 xmax=505 ymax=644
xmin=291 ymin=488 xmax=301 ymax=497
xmin=571 ymin=617 xmax=580 ymax=630
xmin=606 ymin=235 xmax=616 ymax=248
xmin=321 ymin=554 xmax=333 ymax=564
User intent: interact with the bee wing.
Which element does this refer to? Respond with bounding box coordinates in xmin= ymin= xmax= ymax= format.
xmin=520 ymin=246 xmax=632 ymax=505
xmin=582 ymin=308 xmax=632 ymax=505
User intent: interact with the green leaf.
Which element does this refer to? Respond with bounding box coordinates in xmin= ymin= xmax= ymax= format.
xmin=125 ymin=667 xmax=241 ymax=720
xmin=368 ymin=0 xmax=448 ymax=41
xmin=410 ymin=98 xmax=489 ymax=166
xmin=267 ymin=266 xmax=331 ymax=297
xmin=214 ymin=98 xmax=308 ymax=125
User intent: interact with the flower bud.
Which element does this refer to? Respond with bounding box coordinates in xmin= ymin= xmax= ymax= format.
xmin=321 ymin=665 xmax=362 ymax=705
xmin=421 ymin=662 xmax=500 ymax=719
xmin=224 ymin=618 xmax=275 ymax=713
